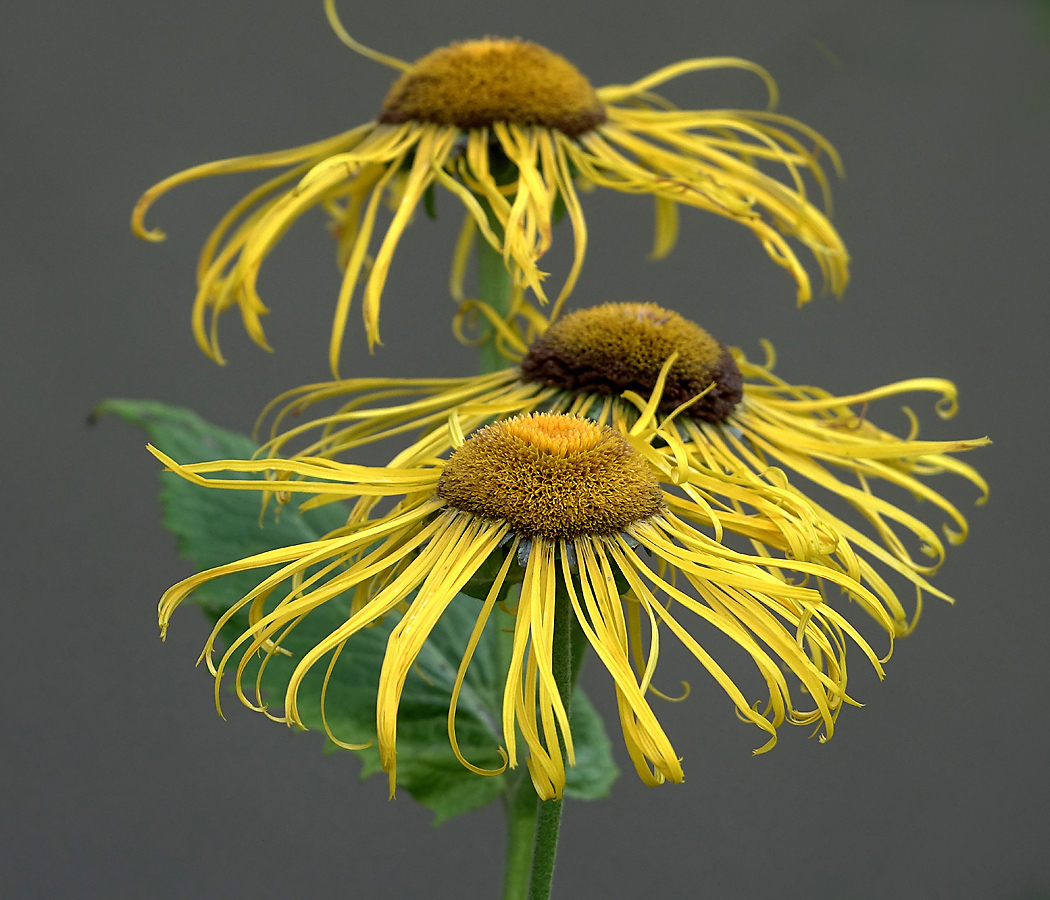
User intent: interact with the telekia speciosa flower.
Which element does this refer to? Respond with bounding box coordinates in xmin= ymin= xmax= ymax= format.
xmin=132 ymin=1 xmax=847 ymax=374
xmin=151 ymin=413 xmax=891 ymax=800
xmin=253 ymin=301 xmax=988 ymax=632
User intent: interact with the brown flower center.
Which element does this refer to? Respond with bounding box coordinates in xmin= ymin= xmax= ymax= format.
xmin=378 ymin=38 xmax=606 ymax=137
xmin=436 ymin=414 xmax=664 ymax=540
xmin=520 ymin=303 xmax=744 ymax=423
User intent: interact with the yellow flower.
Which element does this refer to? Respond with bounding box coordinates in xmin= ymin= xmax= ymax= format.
xmin=152 ymin=413 xmax=889 ymax=800
xmin=132 ymin=0 xmax=847 ymax=374
xmin=254 ymin=302 xmax=988 ymax=633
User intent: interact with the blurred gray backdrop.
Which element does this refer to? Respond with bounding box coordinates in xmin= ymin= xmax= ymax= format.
xmin=3 ymin=1 xmax=1048 ymax=898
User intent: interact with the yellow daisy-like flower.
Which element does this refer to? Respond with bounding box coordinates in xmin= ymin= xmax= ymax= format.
xmin=152 ymin=413 xmax=890 ymax=800
xmin=254 ymin=302 xmax=988 ymax=632
xmin=132 ymin=0 xmax=847 ymax=374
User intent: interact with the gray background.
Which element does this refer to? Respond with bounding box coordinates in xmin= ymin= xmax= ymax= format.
xmin=3 ymin=1 xmax=1049 ymax=897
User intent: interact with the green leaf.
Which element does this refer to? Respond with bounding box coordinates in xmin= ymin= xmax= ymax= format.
xmin=101 ymin=399 xmax=619 ymax=821
xmin=96 ymin=399 xmax=349 ymax=615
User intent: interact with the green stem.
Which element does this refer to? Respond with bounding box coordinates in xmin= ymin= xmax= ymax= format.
xmin=501 ymin=773 xmax=539 ymax=900
xmin=475 ymin=226 xmax=513 ymax=375
xmin=500 ymin=582 xmax=585 ymax=900
xmin=526 ymin=585 xmax=574 ymax=900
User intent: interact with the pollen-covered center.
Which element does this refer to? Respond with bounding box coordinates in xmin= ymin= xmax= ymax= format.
xmin=436 ymin=414 xmax=664 ymax=540
xmin=378 ymin=38 xmax=606 ymax=138
xmin=520 ymin=302 xmax=744 ymax=423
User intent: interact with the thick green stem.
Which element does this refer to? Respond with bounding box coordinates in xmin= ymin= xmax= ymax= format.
xmin=526 ymin=586 xmax=574 ymax=900
xmin=528 ymin=797 xmax=563 ymax=900
xmin=476 ymin=230 xmax=514 ymax=375
xmin=501 ymin=773 xmax=539 ymax=900
xmin=500 ymin=582 xmax=585 ymax=900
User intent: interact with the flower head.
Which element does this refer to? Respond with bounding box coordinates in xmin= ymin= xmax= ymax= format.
xmin=133 ymin=1 xmax=847 ymax=374
xmin=519 ymin=301 xmax=743 ymax=422
xmin=153 ymin=412 xmax=890 ymax=799
xmin=435 ymin=413 xmax=664 ymax=538
xmin=377 ymin=38 xmax=606 ymax=137
xmin=255 ymin=301 xmax=987 ymax=633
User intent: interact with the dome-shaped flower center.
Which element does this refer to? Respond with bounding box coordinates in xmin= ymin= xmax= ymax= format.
xmin=378 ymin=38 xmax=606 ymax=137
xmin=436 ymin=413 xmax=664 ymax=540
xmin=520 ymin=302 xmax=744 ymax=423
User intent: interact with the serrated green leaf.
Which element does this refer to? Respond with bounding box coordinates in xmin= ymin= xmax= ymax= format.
xmin=96 ymin=398 xmax=348 ymax=615
xmin=102 ymin=398 xmax=619 ymax=821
